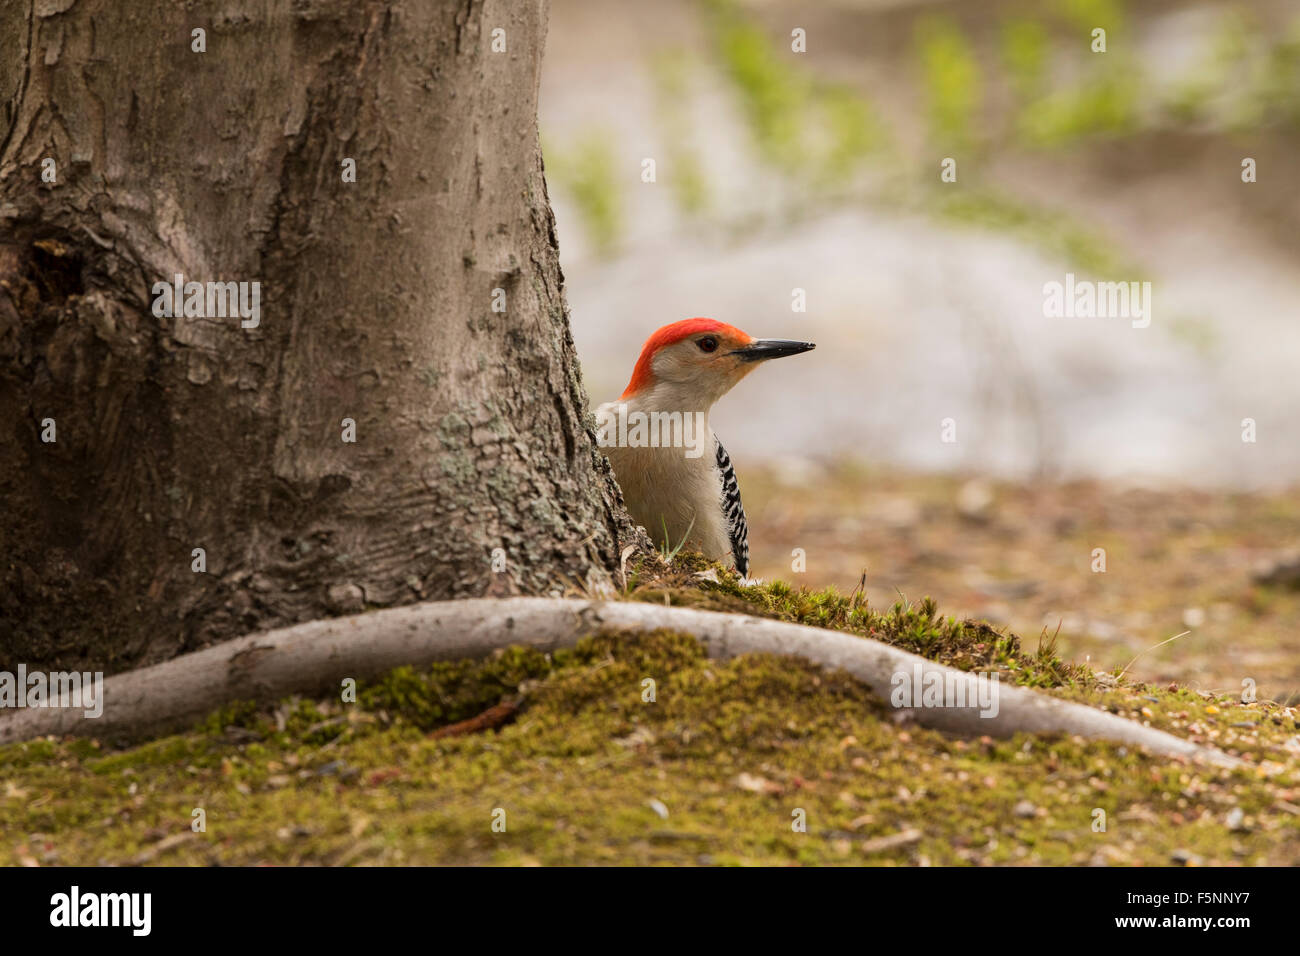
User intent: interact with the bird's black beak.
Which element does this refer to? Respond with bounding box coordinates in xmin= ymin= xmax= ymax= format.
xmin=732 ymin=338 xmax=817 ymax=362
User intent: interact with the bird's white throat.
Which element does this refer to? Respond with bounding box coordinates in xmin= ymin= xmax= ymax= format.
xmin=595 ymin=401 xmax=710 ymax=459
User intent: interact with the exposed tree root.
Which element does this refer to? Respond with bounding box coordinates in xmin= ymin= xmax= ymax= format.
xmin=0 ymin=598 xmax=1242 ymax=767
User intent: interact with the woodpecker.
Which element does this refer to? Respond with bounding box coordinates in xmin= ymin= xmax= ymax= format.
xmin=597 ymin=318 xmax=815 ymax=577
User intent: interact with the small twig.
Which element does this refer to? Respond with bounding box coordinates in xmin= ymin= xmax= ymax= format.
xmin=429 ymin=698 xmax=520 ymax=739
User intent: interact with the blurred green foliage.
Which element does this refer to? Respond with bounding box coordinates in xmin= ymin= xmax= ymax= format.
xmin=543 ymin=129 xmax=623 ymax=256
xmin=709 ymin=0 xmax=886 ymax=184
xmin=1249 ymin=18 xmax=1300 ymax=130
xmin=711 ymin=8 xmax=810 ymax=170
xmin=817 ymin=84 xmax=887 ymax=184
xmin=934 ymin=190 xmax=1128 ymax=277
xmin=1004 ymin=1 xmax=1140 ymax=146
xmin=1057 ymin=0 xmax=1126 ymax=33
xmin=1018 ymin=71 xmax=1139 ymax=146
xmin=915 ymin=17 xmax=983 ymax=150
xmin=651 ymin=51 xmax=712 ymax=216
xmin=1001 ymin=17 xmax=1049 ymax=103
xmin=545 ymin=0 xmax=1300 ymax=261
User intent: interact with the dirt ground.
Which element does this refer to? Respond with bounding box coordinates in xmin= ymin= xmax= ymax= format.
xmin=742 ymin=461 xmax=1300 ymax=700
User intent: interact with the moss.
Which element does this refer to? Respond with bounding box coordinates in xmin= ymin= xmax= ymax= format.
xmin=4 ymin=501 xmax=1296 ymax=865
xmin=4 ymin=618 xmax=1297 ymax=866
xmin=625 ymin=561 xmax=1084 ymax=689
xmin=358 ymin=647 xmax=554 ymax=732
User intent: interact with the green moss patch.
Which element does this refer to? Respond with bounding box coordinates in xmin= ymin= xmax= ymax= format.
xmin=4 ymin=581 xmax=1299 ymax=865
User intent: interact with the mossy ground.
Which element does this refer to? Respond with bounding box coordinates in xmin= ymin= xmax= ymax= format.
xmin=4 ymin=567 xmax=1299 ymax=866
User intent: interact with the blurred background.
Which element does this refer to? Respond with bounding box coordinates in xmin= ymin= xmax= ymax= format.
xmin=539 ymin=0 xmax=1300 ymax=696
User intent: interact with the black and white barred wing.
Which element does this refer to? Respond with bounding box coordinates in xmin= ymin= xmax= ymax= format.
xmin=714 ymin=437 xmax=750 ymax=578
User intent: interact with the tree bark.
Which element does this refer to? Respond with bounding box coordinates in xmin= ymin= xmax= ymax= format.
xmin=0 ymin=0 xmax=637 ymax=672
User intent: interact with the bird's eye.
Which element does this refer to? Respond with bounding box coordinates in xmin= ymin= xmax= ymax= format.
xmin=697 ymin=336 xmax=719 ymax=353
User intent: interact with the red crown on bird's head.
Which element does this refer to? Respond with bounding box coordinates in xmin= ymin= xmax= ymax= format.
xmin=620 ymin=318 xmax=752 ymax=398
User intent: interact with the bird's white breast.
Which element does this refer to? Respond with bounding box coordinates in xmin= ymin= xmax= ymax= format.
xmin=595 ymin=400 xmax=730 ymax=563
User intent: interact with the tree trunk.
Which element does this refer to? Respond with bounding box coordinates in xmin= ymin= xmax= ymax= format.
xmin=0 ymin=0 xmax=636 ymax=673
